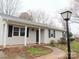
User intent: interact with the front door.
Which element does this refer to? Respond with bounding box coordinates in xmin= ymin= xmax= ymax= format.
xmin=36 ymin=30 xmax=39 ymax=44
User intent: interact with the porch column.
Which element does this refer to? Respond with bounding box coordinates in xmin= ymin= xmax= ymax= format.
xmin=39 ymin=28 xmax=41 ymax=44
xmin=3 ymin=23 xmax=8 ymax=48
xmin=24 ymin=26 xmax=27 ymax=46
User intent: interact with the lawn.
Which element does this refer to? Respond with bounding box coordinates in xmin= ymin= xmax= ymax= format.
xmin=27 ymin=47 xmax=52 ymax=57
xmin=71 ymin=41 xmax=79 ymax=54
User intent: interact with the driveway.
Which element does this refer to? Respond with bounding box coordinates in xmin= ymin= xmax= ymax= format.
xmin=34 ymin=46 xmax=66 ymax=59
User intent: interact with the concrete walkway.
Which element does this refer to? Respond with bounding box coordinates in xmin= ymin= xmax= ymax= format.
xmin=35 ymin=46 xmax=66 ymax=59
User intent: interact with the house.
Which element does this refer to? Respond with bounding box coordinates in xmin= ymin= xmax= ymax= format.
xmin=0 ymin=13 xmax=65 ymax=48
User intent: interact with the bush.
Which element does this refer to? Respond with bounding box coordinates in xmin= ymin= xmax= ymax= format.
xmin=50 ymin=40 xmax=56 ymax=44
xmin=70 ymin=37 xmax=75 ymax=41
xmin=69 ymin=32 xmax=73 ymax=37
xmin=49 ymin=40 xmax=56 ymax=47
xmin=58 ymin=37 xmax=67 ymax=44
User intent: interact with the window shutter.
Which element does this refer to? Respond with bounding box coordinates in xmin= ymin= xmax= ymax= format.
xmin=27 ymin=28 xmax=29 ymax=37
xmin=49 ymin=30 xmax=51 ymax=38
xmin=8 ymin=25 xmax=13 ymax=37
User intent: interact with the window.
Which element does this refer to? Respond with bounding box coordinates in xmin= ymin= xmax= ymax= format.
xmin=14 ymin=27 xmax=19 ymax=36
xmin=27 ymin=28 xmax=29 ymax=37
xmin=51 ymin=34 xmax=53 ymax=37
xmin=20 ymin=28 xmax=25 ymax=36
xmin=50 ymin=30 xmax=53 ymax=37
xmin=8 ymin=25 xmax=13 ymax=37
xmin=50 ymin=30 xmax=55 ymax=38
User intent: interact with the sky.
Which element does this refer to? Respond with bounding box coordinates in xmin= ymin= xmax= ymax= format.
xmin=18 ymin=0 xmax=79 ymax=34
xmin=20 ymin=0 xmax=72 ymax=15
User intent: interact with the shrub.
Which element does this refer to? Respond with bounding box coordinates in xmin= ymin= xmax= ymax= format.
xmin=50 ymin=40 xmax=56 ymax=44
xmin=49 ymin=40 xmax=56 ymax=47
xmin=69 ymin=32 xmax=73 ymax=37
xmin=70 ymin=37 xmax=75 ymax=41
xmin=58 ymin=37 xmax=67 ymax=44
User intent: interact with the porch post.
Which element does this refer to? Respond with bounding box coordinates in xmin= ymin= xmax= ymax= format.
xmin=3 ymin=23 xmax=8 ymax=48
xmin=24 ymin=26 xmax=27 ymax=46
xmin=39 ymin=28 xmax=41 ymax=44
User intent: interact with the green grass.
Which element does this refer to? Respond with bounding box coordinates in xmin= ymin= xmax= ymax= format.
xmin=71 ymin=41 xmax=79 ymax=53
xmin=27 ymin=47 xmax=50 ymax=56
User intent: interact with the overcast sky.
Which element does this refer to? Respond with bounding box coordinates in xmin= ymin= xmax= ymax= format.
xmin=20 ymin=0 xmax=71 ymax=15
xmin=18 ymin=0 xmax=79 ymax=34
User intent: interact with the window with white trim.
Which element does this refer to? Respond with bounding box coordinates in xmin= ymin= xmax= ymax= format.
xmin=20 ymin=28 xmax=25 ymax=36
xmin=13 ymin=27 xmax=19 ymax=36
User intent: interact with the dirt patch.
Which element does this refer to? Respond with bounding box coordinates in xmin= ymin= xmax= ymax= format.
xmin=3 ymin=47 xmax=26 ymax=55
xmin=2 ymin=45 xmax=52 ymax=59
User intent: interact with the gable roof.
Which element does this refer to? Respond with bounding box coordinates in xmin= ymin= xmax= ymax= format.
xmin=0 ymin=13 xmax=65 ymax=31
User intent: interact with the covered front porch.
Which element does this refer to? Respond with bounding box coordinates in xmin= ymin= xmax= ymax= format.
xmin=2 ymin=22 xmax=45 ymax=48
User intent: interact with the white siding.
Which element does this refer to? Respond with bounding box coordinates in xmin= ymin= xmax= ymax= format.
xmin=7 ymin=28 xmax=37 ymax=45
xmin=7 ymin=37 xmax=25 ymax=45
xmin=0 ymin=17 xmax=5 ymax=45
xmin=0 ymin=24 xmax=4 ymax=45
xmin=55 ymin=31 xmax=62 ymax=40
xmin=48 ymin=30 xmax=63 ymax=43
xmin=44 ymin=29 xmax=49 ymax=44
xmin=27 ymin=28 xmax=36 ymax=44
xmin=6 ymin=25 xmax=25 ymax=45
xmin=41 ymin=30 xmax=44 ymax=43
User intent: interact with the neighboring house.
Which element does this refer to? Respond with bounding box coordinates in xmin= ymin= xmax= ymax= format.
xmin=0 ymin=13 xmax=65 ymax=47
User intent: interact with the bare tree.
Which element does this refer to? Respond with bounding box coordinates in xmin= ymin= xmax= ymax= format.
xmin=71 ymin=0 xmax=79 ymax=17
xmin=19 ymin=11 xmax=33 ymax=21
xmin=19 ymin=10 xmax=57 ymax=27
xmin=31 ymin=10 xmax=49 ymax=24
xmin=0 ymin=0 xmax=20 ymax=15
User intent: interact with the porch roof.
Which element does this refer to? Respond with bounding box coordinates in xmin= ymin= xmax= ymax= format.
xmin=0 ymin=13 xmax=65 ymax=32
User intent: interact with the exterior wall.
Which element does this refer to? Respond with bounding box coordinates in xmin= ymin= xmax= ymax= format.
xmin=7 ymin=37 xmax=25 ymax=45
xmin=55 ymin=31 xmax=63 ymax=40
xmin=48 ymin=30 xmax=63 ymax=43
xmin=1 ymin=21 xmax=64 ymax=45
xmin=41 ymin=29 xmax=44 ymax=43
xmin=0 ymin=23 xmax=4 ymax=45
xmin=27 ymin=28 xmax=36 ymax=44
xmin=44 ymin=29 xmax=49 ymax=44
xmin=0 ymin=17 xmax=6 ymax=45
xmin=6 ymin=25 xmax=25 ymax=45
xmin=7 ymin=27 xmax=37 ymax=45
